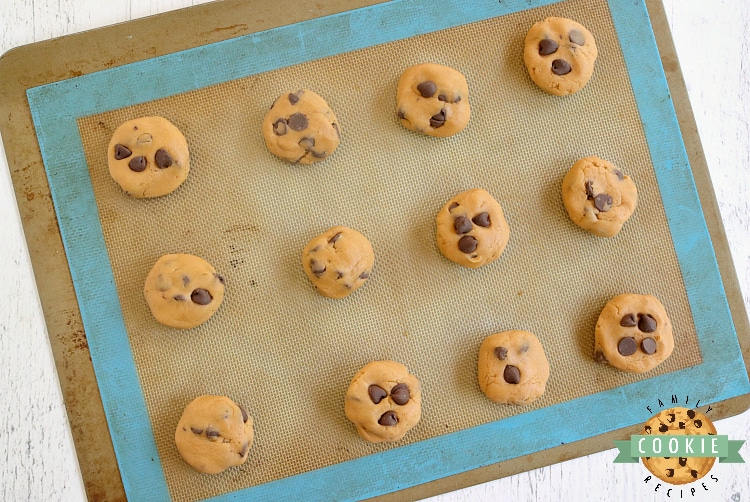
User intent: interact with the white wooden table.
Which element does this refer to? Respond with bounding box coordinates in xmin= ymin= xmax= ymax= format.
xmin=1 ymin=1 xmax=748 ymax=500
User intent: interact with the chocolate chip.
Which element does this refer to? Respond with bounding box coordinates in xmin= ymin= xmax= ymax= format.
xmin=638 ymin=314 xmax=657 ymax=333
xmin=690 ymin=470 xmax=698 ymax=479
xmin=613 ymin=168 xmax=624 ymax=181
xmin=455 ymin=96 xmax=461 ymax=103
xmin=687 ymin=409 xmax=696 ymax=419
xmin=503 ymin=365 xmax=520 ymax=384
xmin=641 ymin=337 xmax=657 ymax=355
xmin=449 ymin=202 xmax=459 ymax=211
xmin=520 ymin=343 xmax=529 ymax=353
xmin=585 ymin=180 xmax=595 ymax=199
xmin=617 ymin=337 xmax=637 ymax=356
xmin=298 ymin=137 xmax=315 ymax=150
xmin=666 ymin=469 xmax=674 ymax=478
xmin=429 ymin=109 xmax=446 ymax=128
xmin=538 ymin=38 xmax=559 ymax=56
xmin=191 ymin=288 xmax=213 ymax=305
xmin=273 ymin=118 xmax=287 ymax=136
xmin=155 ymin=148 xmax=172 ymax=169
xmin=659 ymin=424 xmax=668 ymax=433
xmin=288 ymin=90 xmax=303 ymax=105
xmin=336 ymin=271 xmax=344 ymax=279
xmin=620 ymin=313 xmax=638 ymax=327
xmin=240 ymin=441 xmax=250 ymax=457
xmin=594 ymin=350 xmax=607 ymax=363
xmin=551 ymin=59 xmax=572 ymax=75
xmin=644 ymin=425 xmax=652 ymax=434
xmin=437 ymin=94 xmax=447 ymax=102
xmin=239 ymin=405 xmax=249 ymax=423
xmin=458 ymin=235 xmax=478 ymax=253
xmin=397 ymin=109 xmax=406 ymax=120
xmin=128 ymin=156 xmax=147 ymax=172
xmin=311 ymin=151 xmax=327 ymax=159
xmin=417 ymin=81 xmax=437 ymax=98
xmin=694 ymin=419 xmax=702 ymax=428
xmin=454 ymin=216 xmax=472 ymax=234
xmin=182 ymin=274 xmax=190 ymax=287
xmin=310 ymin=261 xmax=326 ymax=276
xmin=328 ymin=232 xmax=342 ymax=244
xmin=359 ymin=271 xmax=370 ymax=280
xmin=190 ymin=427 xmax=203 ymax=435
xmin=206 ymin=427 xmax=220 ymax=439
xmin=288 ymin=113 xmax=308 ymax=131
xmin=368 ymin=384 xmax=387 ymax=404
xmin=172 ymin=295 xmax=186 ymax=301
xmin=594 ymin=193 xmax=613 ymax=212
xmin=679 ymin=422 xmax=686 ymax=429
xmin=215 ymin=273 xmax=226 ymax=285
xmin=495 ymin=346 xmax=508 ymax=360
xmin=114 ymin=144 xmax=132 ymax=160
xmin=679 ymin=457 xmax=687 ymax=467
xmin=667 ymin=413 xmax=675 ymax=423
xmin=472 ymin=212 xmax=490 ymax=227
xmin=378 ymin=411 xmax=399 ymax=426
xmin=569 ymin=29 xmax=585 ymax=45
xmin=390 ymin=383 xmax=410 ymax=405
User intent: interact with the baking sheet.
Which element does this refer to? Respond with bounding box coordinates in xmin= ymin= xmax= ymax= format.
xmin=5 ymin=2 xmax=750 ymax=498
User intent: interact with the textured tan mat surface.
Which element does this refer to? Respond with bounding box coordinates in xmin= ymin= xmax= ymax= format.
xmin=77 ymin=0 xmax=700 ymax=499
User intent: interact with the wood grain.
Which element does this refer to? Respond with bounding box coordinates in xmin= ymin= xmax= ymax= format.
xmin=1 ymin=1 xmax=747 ymax=500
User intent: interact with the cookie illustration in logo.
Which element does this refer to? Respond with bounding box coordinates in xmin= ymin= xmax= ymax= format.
xmin=641 ymin=407 xmax=717 ymax=485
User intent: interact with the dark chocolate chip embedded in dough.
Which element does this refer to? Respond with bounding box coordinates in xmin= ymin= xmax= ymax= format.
xmin=438 ymin=94 xmax=448 ymax=102
xmin=454 ymin=216 xmax=472 ymax=234
xmin=585 ymin=180 xmax=595 ymax=199
xmin=206 ymin=427 xmax=220 ymax=439
xmin=397 ymin=109 xmax=406 ymax=120
xmin=690 ymin=470 xmax=699 ymax=479
xmin=114 ymin=144 xmax=132 ymax=160
xmin=273 ymin=118 xmax=288 ymax=136
xmin=679 ymin=457 xmax=688 ymax=467
xmin=503 ymin=365 xmax=521 ymax=384
xmin=190 ymin=427 xmax=203 ymax=435
xmin=594 ymin=193 xmax=613 ymax=212
xmin=667 ymin=413 xmax=676 ymax=423
xmin=458 ymin=235 xmax=478 ymax=253
xmin=298 ymin=137 xmax=315 ymax=150
xmin=191 ymin=288 xmax=213 ymax=305
xmin=155 ymin=148 xmax=173 ymax=169
xmin=378 ymin=410 xmax=399 ymax=426
xmin=288 ymin=113 xmax=308 ymax=131
xmin=239 ymin=405 xmax=249 ymax=423
xmin=638 ymin=314 xmax=657 ymax=333
xmin=613 ymin=168 xmax=624 ymax=181
xmin=359 ymin=271 xmax=370 ymax=280
xmin=620 ymin=313 xmax=638 ymax=327
xmin=617 ymin=337 xmax=637 ymax=356
xmin=311 ymin=151 xmax=327 ymax=159
xmin=368 ymin=384 xmax=387 ymax=404
xmin=594 ymin=350 xmax=607 ymax=363
xmin=328 ymin=232 xmax=342 ymax=244
xmin=495 ymin=346 xmax=508 ymax=360
xmin=666 ymin=469 xmax=674 ymax=478
xmin=449 ymin=202 xmax=459 ymax=211
xmin=310 ymin=261 xmax=326 ymax=277
xmin=173 ymin=295 xmax=186 ymax=302
xmin=641 ymin=337 xmax=657 ymax=355
xmin=390 ymin=383 xmax=410 ymax=405
xmin=128 ymin=156 xmax=147 ymax=172
xmin=679 ymin=422 xmax=686 ymax=429
xmin=694 ymin=419 xmax=703 ymax=428
xmin=429 ymin=109 xmax=446 ymax=128
xmin=538 ymin=38 xmax=559 ymax=56
xmin=659 ymin=423 xmax=668 ymax=433
xmin=472 ymin=212 xmax=490 ymax=227
xmin=687 ymin=409 xmax=696 ymax=419
xmin=417 ymin=81 xmax=437 ymax=98
xmin=182 ymin=274 xmax=190 ymax=287
xmin=569 ymin=29 xmax=585 ymax=45
xmin=288 ymin=90 xmax=303 ymax=105
xmin=240 ymin=441 xmax=250 ymax=457
xmin=551 ymin=59 xmax=572 ymax=75
xmin=644 ymin=425 xmax=652 ymax=434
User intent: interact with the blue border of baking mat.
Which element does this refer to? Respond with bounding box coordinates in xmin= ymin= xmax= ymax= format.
xmin=26 ymin=0 xmax=750 ymax=500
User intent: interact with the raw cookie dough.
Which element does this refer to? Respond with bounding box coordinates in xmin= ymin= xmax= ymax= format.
xmin=523 ymin=17 xmax=598 ymax=96
xmin=594 ymin=293 xmax=674 ymax=373
xmin=344 ymin=360 xmax=422 ymax=443
xmin=175 ymin=395 xmax=254 ymax=474
xmin=477 ymin=330 xmax=550 ymax=405
xmin=396 ymin=63 xmax=471 ymax=137
xmin=641 ymin=407 xmax=717 ymax=484
xmin=301 ymin=226 xmax=374 ymax=299
xmin=436 ymin=188 xmax=510 ymax=268
xmin=107 ymin=116 xmax=190 ymax=198
xmin=262 ymin=89 xmax=341 ymax=164
xmin=144 ymin=254 xmax=226 ymax=329
xmin=561 ymin=156 xmax=638 ymax=237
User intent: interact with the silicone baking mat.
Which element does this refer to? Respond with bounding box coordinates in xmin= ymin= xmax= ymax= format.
xmin=25 ymin=0 xmax=750 ymax=500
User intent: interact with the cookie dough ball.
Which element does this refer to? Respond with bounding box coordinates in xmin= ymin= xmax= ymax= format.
xmin=561 ymin=156 xmax=638 ymax=237
xmin=262 ymin=89 xmax=341 ymax=164
xmin=523 ymin=17 xmax=598 ymax=96
xmin=594 ymin=294 xmax=674 ymax=373
xmin=144 ymin=254 xmax=226 ymax=329
xmin=344 ymin=361 xmax=422 ymax=443
xmin=396 ymin=63 xmax=471 ymax=137
xmin=436 ymin=188 xmax=510 ymax=268
xmin=107 ymin=116 xmax=190 ymax=198
xmin=301 ymin=226 xmax=374 ymax=299
xmin=478 ymin=330 xmax=550 ymax=405
xmin=175 ymin=395 xmax=254 ymax=474
xmin=641 ymin=407 xmax=717 ymax=484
